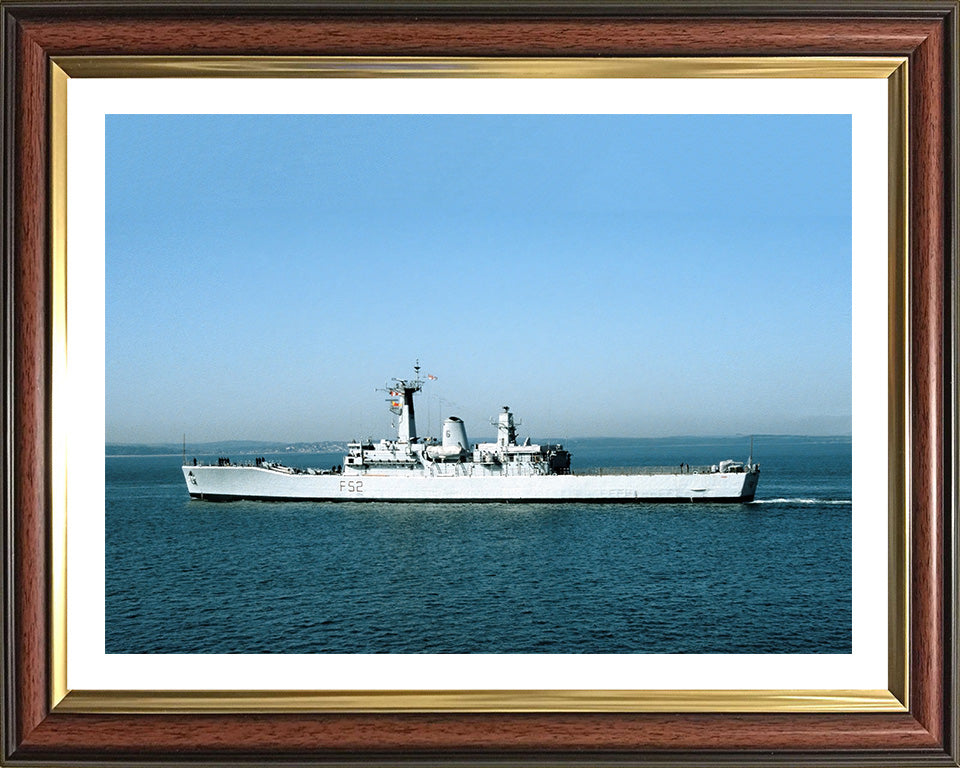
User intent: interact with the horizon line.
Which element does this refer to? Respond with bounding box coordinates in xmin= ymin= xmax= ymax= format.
xmin=106 ymin=432 xmax=854 ymax=447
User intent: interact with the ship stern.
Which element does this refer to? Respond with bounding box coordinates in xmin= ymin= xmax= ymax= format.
xmin=740 ymin=468 xmax=760 ymax=502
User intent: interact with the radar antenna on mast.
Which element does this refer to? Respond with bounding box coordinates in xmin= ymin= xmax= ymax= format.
xmin=377 ymin=361 xmax=427 ymax=442
xmin=489 ymin=406 xmax=522 ymax=428
xmin=491 ymin=405 xmax=521 ymax=447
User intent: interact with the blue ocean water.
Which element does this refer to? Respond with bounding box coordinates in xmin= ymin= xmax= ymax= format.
xmin=105 ymin=436 xmax=851 ymax=654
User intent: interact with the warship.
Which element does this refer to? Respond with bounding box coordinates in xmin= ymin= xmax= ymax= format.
xmin=182 ymin=365 xmax=760 ymax=503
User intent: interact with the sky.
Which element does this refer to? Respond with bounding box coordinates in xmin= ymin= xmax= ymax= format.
xmin=106 ymin=114 xmax=851 ymax=443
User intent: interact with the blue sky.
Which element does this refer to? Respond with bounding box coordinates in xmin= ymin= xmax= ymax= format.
xmin=106 ymin=114 xmax=851 ymax=443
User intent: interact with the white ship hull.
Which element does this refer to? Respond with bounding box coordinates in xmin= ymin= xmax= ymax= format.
xmin=182 ymin=367 xmax=761 ymax=503
xmin=183 ymin=465 xmax=759 ymax=503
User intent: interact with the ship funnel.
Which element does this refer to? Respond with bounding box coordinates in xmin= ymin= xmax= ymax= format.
xmin=442 ymin=416 xmax=469 ymax=452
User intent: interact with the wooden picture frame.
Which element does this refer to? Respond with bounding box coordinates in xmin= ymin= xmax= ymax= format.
xmin=2 ymin=2 xmax=957 ymax=765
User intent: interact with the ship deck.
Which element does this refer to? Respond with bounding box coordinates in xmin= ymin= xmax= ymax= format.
xmin=576 ymin=465 xmax=717 ymax=476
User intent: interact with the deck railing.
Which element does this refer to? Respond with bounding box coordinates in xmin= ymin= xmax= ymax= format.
xmin=574 ymin=465 xmax=715 ymax=476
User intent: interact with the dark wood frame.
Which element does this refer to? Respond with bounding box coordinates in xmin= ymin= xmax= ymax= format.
xmin=2 ymin=2 xmax=957 ymax=765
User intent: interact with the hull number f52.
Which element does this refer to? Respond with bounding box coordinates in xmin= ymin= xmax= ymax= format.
xmin=340 ymin=480 xmax=364 ymax=493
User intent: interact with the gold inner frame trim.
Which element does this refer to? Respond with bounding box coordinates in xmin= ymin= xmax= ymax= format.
xmin=50 ymin=61 xmax=69 ymax=710
xmin=57 ymin=688 xmax=903 ymax=714
xmin=886 ymin=60 xmax=910 ymax=709
xmin=49 ymin=55 xmax=909 ymax=715
xmin=53 ymin=55 xmax=904 ymax=79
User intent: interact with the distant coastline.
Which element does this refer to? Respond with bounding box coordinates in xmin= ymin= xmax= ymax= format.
xmin=106 ymin=440 xmax=349 ymax=457
xmin=106 ymin=434 xmax=851 ymax=458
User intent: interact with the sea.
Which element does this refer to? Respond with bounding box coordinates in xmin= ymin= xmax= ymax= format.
xmin=105 ymin=436 xmax=851 ymax=654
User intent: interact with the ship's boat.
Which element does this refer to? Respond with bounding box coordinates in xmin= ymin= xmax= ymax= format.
xmin=183 ymin=365 xmax=760 ymax=503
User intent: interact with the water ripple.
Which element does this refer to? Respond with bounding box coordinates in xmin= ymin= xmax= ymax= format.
xmin=106 ymin=439 xmax=852 ymax=654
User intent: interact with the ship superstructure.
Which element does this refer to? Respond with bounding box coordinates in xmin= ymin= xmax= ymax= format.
xmin=183 ymin=365 xmax=759 ymax=503
xmin=342 ymin=368 xmax=571 ymax=478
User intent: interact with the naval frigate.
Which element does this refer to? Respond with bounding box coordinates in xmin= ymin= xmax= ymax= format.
xmin=182 ymin=365 xmax=760 ymax=503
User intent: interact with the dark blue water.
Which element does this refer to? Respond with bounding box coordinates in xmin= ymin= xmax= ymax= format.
xmin=105 ymin=436 xmax=851 ymax=654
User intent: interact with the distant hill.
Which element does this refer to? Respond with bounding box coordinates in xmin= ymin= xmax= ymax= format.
xmin=106 ymin=434 xmax=849 ymax=457
xmin=106 ymin=440 xmax=348 ymax=457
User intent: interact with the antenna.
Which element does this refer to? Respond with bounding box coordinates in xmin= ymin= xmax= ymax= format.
xmin=748 ymin=435 xmax=754 ymax=468
xmin=377 ymin=362 xmax=426 ymax=442
xmin=182 ymin=433 xmax=186 ymax=465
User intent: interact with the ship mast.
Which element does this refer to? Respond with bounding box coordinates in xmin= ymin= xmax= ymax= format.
xmin=383 ymin=361 xmax=425 ymax=444
xmin=494 ymin=406 xmax=519 ymax=448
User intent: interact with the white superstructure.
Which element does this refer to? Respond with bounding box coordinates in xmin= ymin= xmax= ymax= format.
xmin=183 ymin=365 xmax=760 ymax=503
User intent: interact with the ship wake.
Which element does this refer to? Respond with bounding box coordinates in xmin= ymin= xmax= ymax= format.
xmin=751 ymin=497 xmax=851 ymax=505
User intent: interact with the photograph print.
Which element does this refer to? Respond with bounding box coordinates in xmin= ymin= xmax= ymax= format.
xmin=106 ymin=112 xmax=852 ymax=655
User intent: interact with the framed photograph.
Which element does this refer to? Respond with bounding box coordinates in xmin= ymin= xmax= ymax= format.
xmin=2 ymin=2 xmax=957 ymax=766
